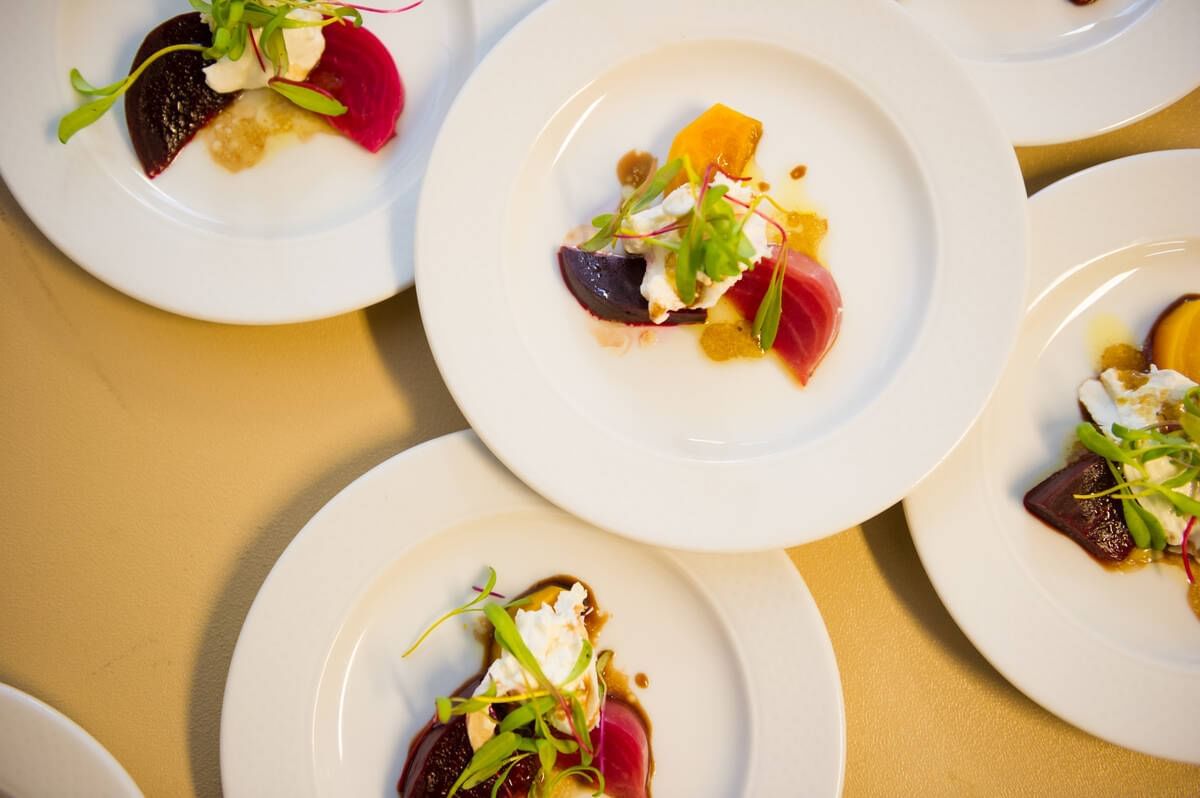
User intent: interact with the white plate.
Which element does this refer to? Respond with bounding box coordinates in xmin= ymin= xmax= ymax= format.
xmin=905 ymin=150 xmax=1200 ymax=763
xmin=416 ymin=0 xmax=1027 ymax=552
xmin=0 ymin=1 xmax=478 ymax=324
xmin=0 ymin=683 xmax=142 ymax=798
xmin=901 ymin=0 xmax=1200 ymax=145
xmin=219 ymin=431 xmax=845 ymax=797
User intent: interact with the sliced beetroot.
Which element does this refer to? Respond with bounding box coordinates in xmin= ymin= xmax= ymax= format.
xmin=124 ymin=13 xmax=235 ymax=178
xmin=397 ymin=676 xmax=536 ymax=797
xmin=725 ymin=248 xmax=843 ymax=385
xmin=307 ymin=20 xmax=404 ymax=152
xmin=558 ymin=247 xmax=706 ymax=326
xmin=1024 ymin=453 xmax=1134 ymax=562
xmin=557 ymin=698 xmax=651 ymax=798
xmin=594 ymin=699 xmax=651 ymax=798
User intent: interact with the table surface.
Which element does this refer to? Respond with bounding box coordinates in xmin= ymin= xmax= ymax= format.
xmin=3 ymin=80 xmax=1200 ymax=797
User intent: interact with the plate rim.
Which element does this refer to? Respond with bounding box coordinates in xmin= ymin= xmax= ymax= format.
xmin=0 ymin=682 xmax=144 ymax=798
xmin=909 ymin=0 xmax=1200 ymax=146
xmin=218 ymin=429 xmax=846 ymax=796
xmin=905 ymin=148 xmax=1200 ymax=764
xmin=415 ymin=0 xmax=1029 ymax=552
xmin=0 ymin=0 xmax=481 ymax=325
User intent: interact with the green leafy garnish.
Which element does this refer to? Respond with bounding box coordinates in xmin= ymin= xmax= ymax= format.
xmin=580 ymin=158 xmax=682 ymax=252
xmin=402 ymin=566 xmax=501 ymax=657
xmin=58 ymin=0 xmax=413 ymax=142
xmin=1074 ymin=386 xmax=1200 ymax=547
xmin=59 ymin=44 xmax=206 ymax=142
xmin=406 ymin=570 xmax=605 ymax=798
xmin=267 ymin=79 xmax=347 ymax=115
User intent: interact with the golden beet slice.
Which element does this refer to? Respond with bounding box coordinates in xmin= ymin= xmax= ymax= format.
xmin=666 ymin=103 xmax=762 ymax=189
xmin=1149 ymin=294 xmax=1200 ymax=381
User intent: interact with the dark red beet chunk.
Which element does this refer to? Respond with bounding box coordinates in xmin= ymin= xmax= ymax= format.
xmin=308 ymin=21 xmax=404 ymax=153
xmin=1024 ymin=453 xmax=1134 ymax=562
xmin=124 ymin=14 xmax=235 ymax=178
xmin=398 ymin=676 xmax=536 ymax=798
xmin=558 ymin=246 xmax=706 ymax=326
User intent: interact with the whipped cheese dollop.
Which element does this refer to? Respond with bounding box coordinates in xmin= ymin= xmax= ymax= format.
xmin=467 ymin=583 xmax=601 ymax=751
xmin=203 ymin=7 xmax=326 ymax=93
xmin=1079 ymin=366 xmax=1200 ymax=552
xmin=627 ymin=174 xmax=772 ymax=324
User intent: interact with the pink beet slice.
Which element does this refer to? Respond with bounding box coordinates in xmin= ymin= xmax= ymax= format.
xmin=726 ymin=248 xmax=843 ymax=385
xmin=307 ymin=20 xmax=404 ymax=152
xmin=594 ymin=700 xmax=651 ymax=798
xmin=560 ymin=698 xmax=651 ymax=798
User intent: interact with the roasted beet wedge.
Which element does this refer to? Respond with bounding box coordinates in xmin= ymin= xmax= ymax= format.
xmin=398 ymin=677 xmax=536 ymax=798
xmin=726 ymin=248 xmax=842 ymax=385
xmin=558 ymin=247 xmax=706 ymax=326
xmin=1024 ymin=453 xmax=1134 ymax=562
xmin=124 ymin=14 xmax=235 ymax=178
xmin=308 ymin=20 xmax=404 ymax=153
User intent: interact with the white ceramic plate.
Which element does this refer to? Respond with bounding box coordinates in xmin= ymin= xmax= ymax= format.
xmin=900 ymin=0 xmax=1200 ymax=145
xmin=905 ymin=150 xmax=1200 ymax=763
xmin=0 ymin=0 xmax=479 ymax=324
xmin=220 ymin=431 xmax=845 ymax=797
xmin=0 ymin=683 xmax=143 ymax=798
xmin=416 ymin=0 xmax=1028 ymax=552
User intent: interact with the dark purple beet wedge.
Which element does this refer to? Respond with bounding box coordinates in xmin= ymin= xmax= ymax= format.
xmin=397 ymin=676 xmax=536 ymax=798
xmin=558 ymin=247 xmax=706 ymax=326
xmin=124 ymin=13 xmax=236 ymax=178
xmin=1024 ymin=453 xmax=1134 ymax=562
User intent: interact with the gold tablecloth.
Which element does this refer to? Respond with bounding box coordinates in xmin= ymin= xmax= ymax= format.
xmin=3 ymin=87 xmax=1199 ymax=797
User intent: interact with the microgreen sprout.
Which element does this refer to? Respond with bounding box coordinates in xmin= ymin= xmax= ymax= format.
xmin=1073 ymin=386 xmax=1200 ymax=557
xmin=407 ymin=569 xmax=608 ymax=797
xmin=59 ymin=0 xmax=421 ymax=142
xmin=581 ymin=155 xmax=802 ymax=352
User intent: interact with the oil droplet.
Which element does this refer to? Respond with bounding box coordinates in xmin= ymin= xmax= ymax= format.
xmin=790 ymin=164 xmax=807 ymax=179
xmin=634 ymin=672 xmax=650 ymax=689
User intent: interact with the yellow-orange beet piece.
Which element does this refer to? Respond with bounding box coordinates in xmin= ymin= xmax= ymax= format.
xmin=1150 ymin=294 xmax=1200 ymax=382
xmin=666 ymin=103 xmax=762 ymax=189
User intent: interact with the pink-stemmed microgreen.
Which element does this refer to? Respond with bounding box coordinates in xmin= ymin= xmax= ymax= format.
xmin=59 ymin=0 xmax=421 ymax=143
xmin=722 ymin=193 xmax=791 ymax=350
xmin=401 ymin=567 xmax=528 ymax=658
xmin=580 ymin=153 xmax=804 ymax=352
xmin=581 ymin=157 xmax=682 ymax=252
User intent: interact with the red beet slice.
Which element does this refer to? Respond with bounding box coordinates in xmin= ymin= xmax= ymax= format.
xmin=557 ymin=698 xmax=651 ymax=798
xmin=1024 ymin=453 xmax=1134 ymax=562
xmin=308 ymin=20 xmax=404 ymax=152
xmin=397 ymin=675 xmax=536 ymax=798
xmin=558 ymin=247 xmax=706 ymax=326
xmin=124 ymin=13 xmax=236 ymax=178
xmin=725 ymin=249 xmax=843 ymax=385
xmin=594 ymin=700 xmax=651 ymax=798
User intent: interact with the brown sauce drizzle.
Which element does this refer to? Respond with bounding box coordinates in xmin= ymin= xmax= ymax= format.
xmin=617 ymin=150 xmax=656 ymax=188
xmin=634 ymin=672 xmax=650 ymax=689
xmin=789 ymin=164 xmax=807 ymax=179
